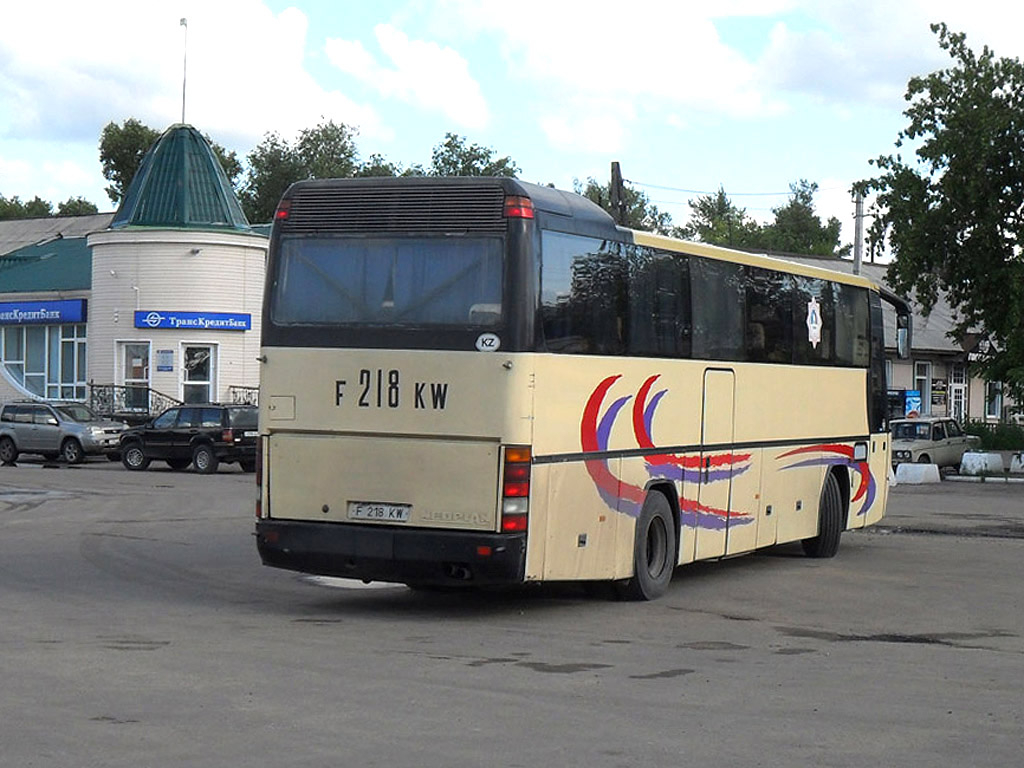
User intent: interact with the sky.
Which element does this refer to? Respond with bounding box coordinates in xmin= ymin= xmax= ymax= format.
xmin=1 ymin=0 xmax=1022 ymax=242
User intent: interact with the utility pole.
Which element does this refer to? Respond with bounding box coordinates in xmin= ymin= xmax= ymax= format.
xmin=610 ymin=161 xmax=626 ymax=226
xmin=853 ymin=191 xmax=864 ymax=275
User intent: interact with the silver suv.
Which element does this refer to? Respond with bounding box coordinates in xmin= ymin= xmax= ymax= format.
xmin=0 ymin=401 xmax=127 ymax=465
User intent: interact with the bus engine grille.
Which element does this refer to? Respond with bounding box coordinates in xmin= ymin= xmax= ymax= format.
xmin=282 ymin=183 xmax=507 ymax=234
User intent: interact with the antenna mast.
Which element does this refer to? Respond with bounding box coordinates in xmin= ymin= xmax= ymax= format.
xmin=180 ymin=18 xmax=188 ymax=123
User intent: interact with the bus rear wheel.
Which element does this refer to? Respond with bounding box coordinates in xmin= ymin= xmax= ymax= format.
xmin=802 ymin=471 xmax=844 ymax=558
xmin=615 ymin=491 xmax=676 ymax=601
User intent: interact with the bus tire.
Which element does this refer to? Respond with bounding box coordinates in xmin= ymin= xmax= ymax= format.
xmin=802 ymin=471 xmax=844 ymax=558
xmin=615 ymin=491 xmax=676 ymax=601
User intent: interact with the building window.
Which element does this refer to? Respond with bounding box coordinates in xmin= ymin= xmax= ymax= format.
xmin=183 ymin=344 xmax=217 ymax=403
xmin=1 ymin=324 xmax=87 ymax=399
xmin=885 ymin=359 xmax=893 ymax=389
xmin=914 ymin=361 xmax=932 ymax=416
xmin=985 ymin=381 xmax=1003 ymax=420
xmin=950 ymin=364 xmax=967 ymax=423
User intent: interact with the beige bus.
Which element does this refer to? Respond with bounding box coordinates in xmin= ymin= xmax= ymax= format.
xmin=254 ymin=177 xmax=911 ymax=600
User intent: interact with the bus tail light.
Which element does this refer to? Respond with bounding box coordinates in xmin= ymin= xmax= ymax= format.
xmin=504 ymin=196 xmax=534 ymax=219
xmin=274 ymin=199 xmax=291 ymax=221
xmin=501 ymin=446 xmax=531 ymax=532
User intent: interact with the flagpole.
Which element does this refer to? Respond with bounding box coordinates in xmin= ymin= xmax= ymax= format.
xmin=180 ymin=17 xmax=188 ymax=123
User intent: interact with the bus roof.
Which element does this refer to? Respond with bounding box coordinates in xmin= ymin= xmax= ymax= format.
xmin=280 ymin=177 xmax=880 ymax=292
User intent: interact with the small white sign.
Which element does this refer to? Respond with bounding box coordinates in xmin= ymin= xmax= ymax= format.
xmin=806 ymin=297 xmax=822 ymax=349
xmin=475 ymin=333 xmax=501 ymax=352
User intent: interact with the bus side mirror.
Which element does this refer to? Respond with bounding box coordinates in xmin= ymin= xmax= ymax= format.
xmin=896 ymin=312 xmax=912 ymax=360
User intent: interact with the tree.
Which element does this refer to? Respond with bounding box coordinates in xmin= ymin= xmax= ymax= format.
xmin=239 ymin=131 xmax=306 ymax=223
xmin=354 ymin=153 xmax=404 ymax=178
xmin=574 ymin=177 xmax=673 ymax=235
xmin=679 ymin=187 xmax=763 ymax=247
xmin=99 ymin=118 xmax=161 ymax=204
xmin=239 ymin=120 xmax=362 ymax=223
xmin=857 ymin=24 xmax=1024 ymax=398
xmin=57 ymin=197 xmax=99 ymax=215
xmin=0 ymin=194 xmax=53 ymax=219
xmin=761 ymin=180 xmax=848 ymax=257
xmin=428 ymin=133 xmax=518 ymax=177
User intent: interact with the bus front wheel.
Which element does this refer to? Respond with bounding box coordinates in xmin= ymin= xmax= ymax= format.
xmin=802 ymin=471 xmax=844 ymax=558
xmin=616 ymin=491 xmax=676 ymax=601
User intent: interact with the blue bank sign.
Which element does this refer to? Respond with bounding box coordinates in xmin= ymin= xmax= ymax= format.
xmin=134 ymin=310 xmax=251 ymax=331
xmin=0 ymin=299 xmax=87 ymax=325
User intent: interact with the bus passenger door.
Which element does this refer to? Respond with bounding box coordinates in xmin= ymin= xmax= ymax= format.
xmin=695 ymin=369 xmax=735 ymax=561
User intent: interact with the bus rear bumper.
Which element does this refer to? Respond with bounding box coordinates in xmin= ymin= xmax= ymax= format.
xmin=255 ymin=519 xmax=527 ymax=587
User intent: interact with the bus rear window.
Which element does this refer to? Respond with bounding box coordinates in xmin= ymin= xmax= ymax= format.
xmin=271 ymin=235 xmax=504 ymax=327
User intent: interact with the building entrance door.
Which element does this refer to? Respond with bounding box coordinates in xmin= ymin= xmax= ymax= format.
xmin=182 ymin=345 xmax=216 ymax=403
xmin=950 ymin=364 xmax=967 ymax=423
xmin=120 ymin=342 xmax=151 ymax=411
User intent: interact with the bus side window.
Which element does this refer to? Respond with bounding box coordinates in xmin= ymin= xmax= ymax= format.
xmin=835 ymin=284 xmax=871 ymax=367
xmin=793 ymin=276 xmax=836 ymax=365
xmin=745 ymin=267 xmax=793 ymax=363
xmin=628 ymin=246 xmax=691 ymax=358
xmin=540 ymin=231 xmax=626 ymax=355
xmin=690 ymin=257 xmax=745 ymax=361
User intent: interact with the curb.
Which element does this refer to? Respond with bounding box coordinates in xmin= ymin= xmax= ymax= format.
xmin=945 ymin=474 xmax=1024 ymax=484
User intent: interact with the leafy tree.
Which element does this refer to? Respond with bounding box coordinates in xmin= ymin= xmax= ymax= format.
xmin=761 ymin=180 xmax=847 ymax=256
xmin=239 ymin=131 xmax=306 ymax=222
xmin=240 ymin=120 xmax=362 ymax=222
xmin=297 ymin=120 xmax=359 ymax=180
xmin=679 ymin=187 xmax=763 ymax=247
xmin=0 ymin=194 xmax=53 ymax=219
xmin=57 ymin=196 xmax=99 ymax=215
xmin=354 ymin=153 xmax=404 ymax=178
xmin=857 ymin=24 xmax=1024 ymax=397
xmin=428 ymin=133 xmax=518 ymax=177
xmin=574 ymin=177 xmax=673 ymax=235
xmin=99 ymin=119 xmax=161 ymax=204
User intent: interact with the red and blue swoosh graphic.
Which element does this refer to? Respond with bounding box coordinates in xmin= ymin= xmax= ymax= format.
xmin=776 ymin=444 xmax=876 ymax=516
xmin=581 ymin=374 xmax=753 ymax=531
xmin=580 ymin=374 xmax=877 ymax=527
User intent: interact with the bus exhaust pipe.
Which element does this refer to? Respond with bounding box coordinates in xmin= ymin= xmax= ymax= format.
xmin=444 ymin=563 xmax=473 ymax=581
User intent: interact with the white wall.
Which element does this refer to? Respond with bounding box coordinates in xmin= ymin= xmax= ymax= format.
xmin=87 ymin=229 xmax=266 ymax=402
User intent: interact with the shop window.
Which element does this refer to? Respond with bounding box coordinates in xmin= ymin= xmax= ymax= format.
xmin=1 ymin=324 xmax=86 ymax=400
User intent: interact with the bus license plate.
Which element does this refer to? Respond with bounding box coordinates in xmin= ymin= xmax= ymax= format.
xmin=348 ymin=502 xmax=411 ymax=522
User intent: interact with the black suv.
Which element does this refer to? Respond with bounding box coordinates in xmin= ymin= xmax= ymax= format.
xmin=119 ymin=404 xmax=258 ymax=474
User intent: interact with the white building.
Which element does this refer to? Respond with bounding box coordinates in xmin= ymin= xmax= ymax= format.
xmin=0 ymin=124 xmax=267 ymax=415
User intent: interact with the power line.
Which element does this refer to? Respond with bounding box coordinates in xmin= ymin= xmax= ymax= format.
xmin=627 ymin=178 xmax=845 ymax=198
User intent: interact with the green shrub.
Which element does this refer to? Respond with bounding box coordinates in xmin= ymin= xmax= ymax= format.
xmin=965 ymin=421 xmax=1024 ymax=450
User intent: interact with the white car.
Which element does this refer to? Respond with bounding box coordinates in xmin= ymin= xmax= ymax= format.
xmin=890 ymin=417 xmax=981 ymax=468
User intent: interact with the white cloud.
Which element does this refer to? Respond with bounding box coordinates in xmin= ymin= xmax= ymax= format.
xmin=0 ymin=157 xmax=32 ymax=191
xmin=539 ymin=98 xmax=635 ymax=154
xmin=325 ymin=24 xmax=489 ymax=130
xmin=0 ymin=0 xmax=386 ymax=151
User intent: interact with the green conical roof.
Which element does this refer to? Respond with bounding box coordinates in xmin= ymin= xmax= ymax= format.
xmin=111 ymin=124 xmax=250 ymax=231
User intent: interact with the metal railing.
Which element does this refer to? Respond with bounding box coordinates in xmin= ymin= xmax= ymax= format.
xmin=88 ymin=383 xmax=183 ymax=425
xmin=228 ymin=385 xmax=259 ymax=406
